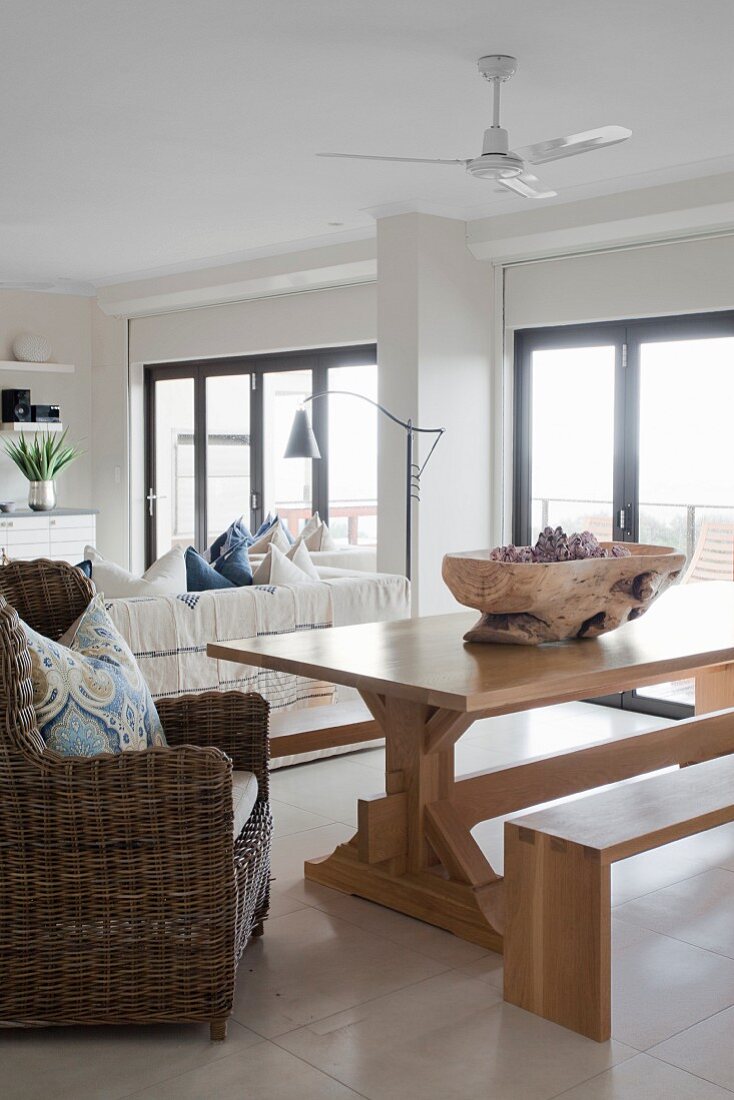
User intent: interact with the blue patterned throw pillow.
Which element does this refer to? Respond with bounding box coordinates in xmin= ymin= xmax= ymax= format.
xmin=22 ymin=595 xmax=167 ymax=757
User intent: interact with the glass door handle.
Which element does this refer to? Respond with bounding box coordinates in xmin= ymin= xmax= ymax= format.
xmin=617 ymin=505 xmax=632 ymax=535
xmin=146 ymin=489 xmax=157 ymax=517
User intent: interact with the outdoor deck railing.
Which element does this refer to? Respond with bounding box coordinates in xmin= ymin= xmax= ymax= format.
xmin=533 ymin=496 xmax=734 ymax=563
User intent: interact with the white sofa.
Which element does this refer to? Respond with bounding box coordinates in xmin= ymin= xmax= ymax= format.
xmin=106 ymin=567 xmax=409 ymax=767
xmin=250 ymin=545 xmax=377 ymax=572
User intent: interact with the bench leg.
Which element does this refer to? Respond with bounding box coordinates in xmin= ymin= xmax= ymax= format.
xmin=503 ymin=822 xmax=611 ymax=1042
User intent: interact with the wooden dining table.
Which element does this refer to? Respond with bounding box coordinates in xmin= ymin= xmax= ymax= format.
xmin=208 ymin=581 xmax=734 ymax=952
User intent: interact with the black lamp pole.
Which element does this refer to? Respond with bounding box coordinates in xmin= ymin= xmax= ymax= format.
xmin=284 ymin=390 xmax=444 ymax=581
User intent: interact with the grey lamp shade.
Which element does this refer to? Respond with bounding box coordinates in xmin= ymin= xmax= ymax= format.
xmin=284 ymin=406 xmax=322 ymax=459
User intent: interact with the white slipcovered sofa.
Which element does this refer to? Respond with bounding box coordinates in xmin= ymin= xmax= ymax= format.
xmin=106 ymin=566 xmax=409 ymax=767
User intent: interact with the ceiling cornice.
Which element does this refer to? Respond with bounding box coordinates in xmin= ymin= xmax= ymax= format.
xmin=96 ymin=238 xmax=377 ymax=318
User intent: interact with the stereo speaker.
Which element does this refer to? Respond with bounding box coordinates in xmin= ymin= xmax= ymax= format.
xmin=1 ymin=388 xmax=32 ymax=423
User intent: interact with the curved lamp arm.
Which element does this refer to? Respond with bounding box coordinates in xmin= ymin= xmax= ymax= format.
xmin=296 ymin=390 xmax=445 ymax=478
xmin=284 ymin=388 xmax=446 ymax=581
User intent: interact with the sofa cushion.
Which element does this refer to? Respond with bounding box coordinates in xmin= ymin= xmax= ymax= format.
xmin=214 ymin=539 xmax=253 ymax=586
xmin=85 ymin=545 xmax=187 ymax=598
xmin=254 ymin=512 xmax=295 ymax=545
xmin=185 ymin=546 xmax=236 ymax=591
xmin=296 ymin=517 xmax=338 ymax=552
xmin=22 ymin=594 xmax=167 ymax=757
xmin=204 ymin=515 xmax=252 ymax=563
xmin=297 ymin=512 xmax=321 ymax=543
xmin=252 ymin=542 xmax=315 ymax=586
xmin=249 ymin=522 xmax=291 ymax=556
xmin=232 ymin=770 xmax=259 ymax=837
xmin=288 ymin=540 xmax=320 ymax=579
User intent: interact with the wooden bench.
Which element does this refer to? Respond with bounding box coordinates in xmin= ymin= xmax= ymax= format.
xmin=269 ymin=698 xmax=380 ymax=760
xmin=503 ymin=748 xmax=734 ymax=1042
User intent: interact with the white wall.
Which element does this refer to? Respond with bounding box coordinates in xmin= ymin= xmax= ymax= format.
xmin=90 ymin=305 xmax=128 ymax=560
xmin=504 ymin=234 xmax=734 ymax=329
xmin=0 ymin=290 xmax=92 ymax=510
xmin=128 ymin=281 xmax=376 ymax=365
xmin=377 ymin=213 xmax=493 ymax=612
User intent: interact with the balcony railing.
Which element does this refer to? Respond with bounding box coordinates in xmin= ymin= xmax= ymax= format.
xmin=279 ymin=500 xmax=377 ymax=546
xmin=532 ymin=496 xmax=734 ymax=566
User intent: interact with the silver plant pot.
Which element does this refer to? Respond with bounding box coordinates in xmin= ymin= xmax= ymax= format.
xmin=28 ymin=480 xmax=57 ymax=512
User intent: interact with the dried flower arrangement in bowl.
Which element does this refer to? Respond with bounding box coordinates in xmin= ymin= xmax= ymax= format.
xmin=442 ymin=527 xmax=686 ymax=645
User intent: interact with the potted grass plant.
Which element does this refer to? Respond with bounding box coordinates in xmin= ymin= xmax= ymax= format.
xmin=2 ymin=428 xmax=84 ymax=511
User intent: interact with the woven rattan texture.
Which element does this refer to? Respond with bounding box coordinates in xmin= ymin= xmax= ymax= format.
xmin=0 ymin=559 xmax=272 ymax=1038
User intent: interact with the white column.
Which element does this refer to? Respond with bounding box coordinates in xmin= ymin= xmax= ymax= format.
xmin=377 ymin=213 xmax=494 ymax=613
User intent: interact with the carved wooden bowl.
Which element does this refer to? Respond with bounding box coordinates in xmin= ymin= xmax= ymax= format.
xmin=442 ymin=543 xmax=686 ymax=645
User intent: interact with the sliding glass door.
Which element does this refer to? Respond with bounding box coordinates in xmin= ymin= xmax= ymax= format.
xmin=514 ymin=312 xmax=734 ymax=717
xmin=205 ymin=374 xmax=252 ymax=549
xmin=145 ymin=345 xmax=377 ymax=563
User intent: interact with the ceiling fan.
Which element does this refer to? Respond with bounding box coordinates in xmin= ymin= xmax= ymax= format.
xmin=318 ymin=55 xmax=631 ymax=199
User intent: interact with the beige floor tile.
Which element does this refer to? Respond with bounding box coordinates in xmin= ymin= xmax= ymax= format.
xmin=270 ymin=758 xmax=384 ymax=826
xmin=270 ymin=821 xmax=355 ymax=896
xmin=464 ymin=705 xmax=671 ymax=766
xmin=346 ymin=746 xmax=385 ymax=771
xmin=126 ymin=1040 xmax=364 ymax=1099
xmin=612 ymin=929 xmax=734 ymax=1049
xmin=668 ymin=821 xmax=734 ymax=872
xmin=0 ymin=1019 xmax=262 ymax=1100
xmin=610 ymin=917 xmax=656 ymax=953
xmin=265 ymin=889 xmax=310 ymax=919
xmin=270 ymin=797 xmax=333 ymax=838
xmin=651 ymin=1003 xmax=734 ymax=1091
xmin=613 ymin=868 xmax=734 ymax=957
xmin=300 ymin=887 xmax=494 ymax=967
xmin=232 ymin=905 xmax=447 ymax=1038
xmin=551 ymin=1052 xmax=733 ymax=1099
xmin=455 ymin=950 xmax=505 ymax=990
xmin=276 ymin=971 xmax=634 ymax=1100
xmin=611 ymin=845 xmax=706 ymax=906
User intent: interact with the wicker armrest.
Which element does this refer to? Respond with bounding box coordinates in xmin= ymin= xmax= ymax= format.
xmin=38 ymin=743 xmax=235 ymax=852
xmin=156 ymin=691 xmax=270 ymax=798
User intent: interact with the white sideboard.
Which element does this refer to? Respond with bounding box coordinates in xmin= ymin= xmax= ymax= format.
xmin=0 ymin=509 xmax=97 ymax=565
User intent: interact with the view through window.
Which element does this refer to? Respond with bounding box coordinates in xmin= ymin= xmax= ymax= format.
xmin=145 ymin=347 xmax=377 ymax=562
xmin=515 ymin=314 xmax=734 ymax=716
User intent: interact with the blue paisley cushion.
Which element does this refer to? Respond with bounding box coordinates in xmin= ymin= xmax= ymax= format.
xmin=22 ymin=595 xmax=167 ymax=757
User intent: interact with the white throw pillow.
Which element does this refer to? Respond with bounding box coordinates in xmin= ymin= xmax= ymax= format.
xmin=287 ymin=539 xmax=320 ymax=579
xmin=248 ymin=523 xmax=290 ymax=556
xmin=252 ymin=543 xmax=314 ymax=586
xmin=298 ymin=513 xmax=321 ymax=543
xmin=85 ymin=545 xmax=187 ymax=599
xmin=301 ymin=520 xmax=338 ymax=552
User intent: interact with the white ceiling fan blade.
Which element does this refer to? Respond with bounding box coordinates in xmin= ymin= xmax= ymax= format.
xmin=513 ymin=126 xmax=632 ymax=165
xmin=496 ymin=172 xmax=557 ymax=199
xmin=317 ymin=153 xmax=466 ymax=165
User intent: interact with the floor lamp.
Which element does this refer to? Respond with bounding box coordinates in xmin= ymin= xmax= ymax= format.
xmin=284 ymin=391 xmax=445 ymax=581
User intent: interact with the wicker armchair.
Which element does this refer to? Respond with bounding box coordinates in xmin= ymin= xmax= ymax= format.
xmin=0 ymin=559 xmax=272 ymax=1041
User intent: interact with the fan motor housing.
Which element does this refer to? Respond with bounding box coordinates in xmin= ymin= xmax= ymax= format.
xmin=467 ymin=152 xmax=524 ymax=180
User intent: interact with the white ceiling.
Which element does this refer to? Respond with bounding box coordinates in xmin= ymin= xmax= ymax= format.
xmin=3 ymin=0 xmax=734 ymax=285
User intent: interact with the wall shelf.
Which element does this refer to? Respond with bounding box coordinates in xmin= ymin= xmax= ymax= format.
xmin=0 ymin=361 xmax=74 ymax=374
xmin=0 ymin=422 xmax=63 ymax=433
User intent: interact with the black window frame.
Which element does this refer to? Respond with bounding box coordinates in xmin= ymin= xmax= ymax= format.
xmin=513 ymin=309 xmax=734 ymax=720
xmin=144 ymin=343 xmax=377 ymax=565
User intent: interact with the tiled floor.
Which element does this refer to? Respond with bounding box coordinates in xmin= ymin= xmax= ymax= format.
xmin=4 ymin=701 xmax=734 ymax=1099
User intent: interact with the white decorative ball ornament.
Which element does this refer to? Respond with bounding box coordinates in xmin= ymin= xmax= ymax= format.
xmin=12 ymin=333 xmax=52 ymax=363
